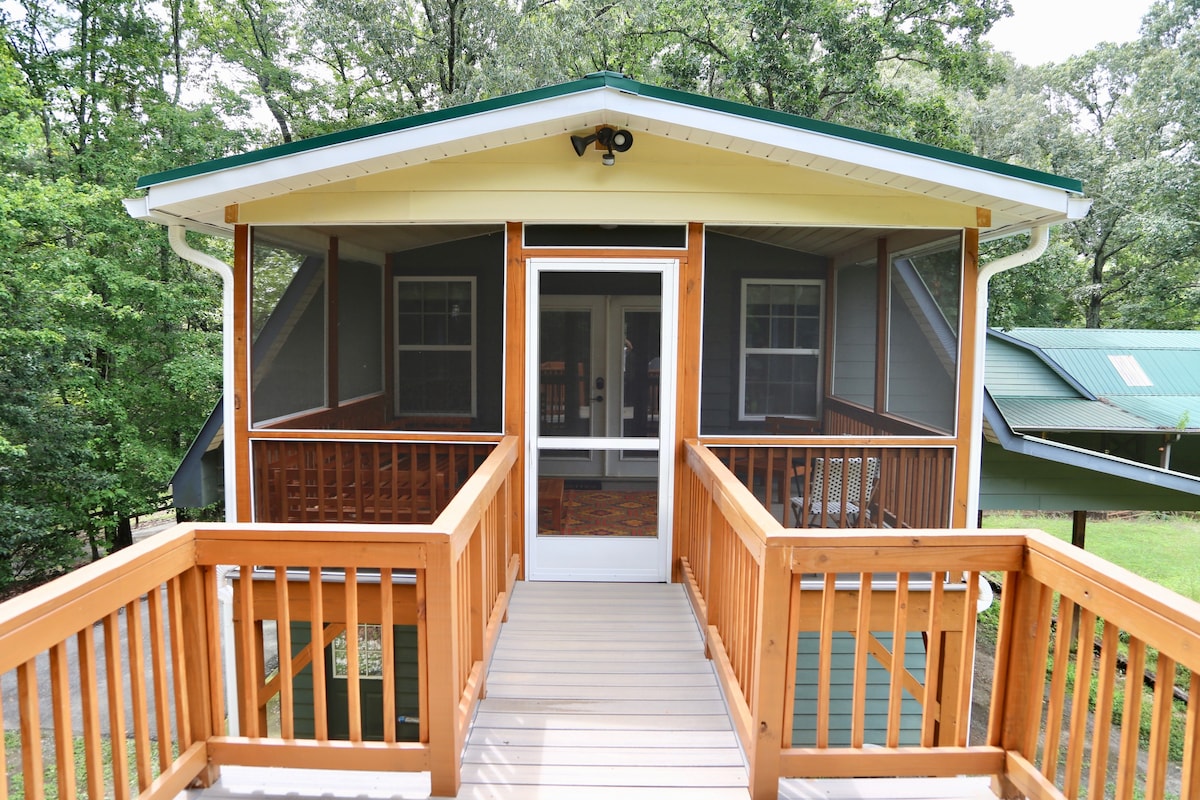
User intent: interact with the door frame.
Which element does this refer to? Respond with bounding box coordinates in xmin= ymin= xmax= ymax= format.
xmin=524 ymin=257 xmax=679 ymax=582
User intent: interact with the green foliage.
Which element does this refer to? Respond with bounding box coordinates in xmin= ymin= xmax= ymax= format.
xmin=970 ymin=4 xmax=1200 ymax=329
xmin=0 ymin=3 xmax=229 ymax=589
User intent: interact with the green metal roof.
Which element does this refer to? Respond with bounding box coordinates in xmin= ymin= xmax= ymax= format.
xmin=136 ymin=72 xmax=1086 ymax=193
xmin=992 ymin=397 xmax=1164 ymax=432
xmin=990 ymin=328 xmax=1200 ymax=432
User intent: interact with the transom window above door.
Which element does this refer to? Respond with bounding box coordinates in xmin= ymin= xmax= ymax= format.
xmin=739 ymin=279 xmax=824 ymax=420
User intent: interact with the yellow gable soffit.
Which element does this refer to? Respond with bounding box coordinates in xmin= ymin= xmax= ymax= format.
xmin=232 ymin=136 xmax=988 ymax=228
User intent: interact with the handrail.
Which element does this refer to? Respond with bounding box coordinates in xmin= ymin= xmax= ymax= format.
xmin=680 ymin=439 xmax=1200 ymax=800
xmin=0 ymin=436 xmax=521 ymax=800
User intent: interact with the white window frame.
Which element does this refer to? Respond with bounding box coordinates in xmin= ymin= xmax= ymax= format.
xmin=738 ymin=278 xmax=825 ymax=421
xmin=393 ymin=276 xmax=478 ymax=417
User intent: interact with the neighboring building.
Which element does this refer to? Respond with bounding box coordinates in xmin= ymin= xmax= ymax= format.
xmin=983 ymin=327 xmax=1200 ymax=513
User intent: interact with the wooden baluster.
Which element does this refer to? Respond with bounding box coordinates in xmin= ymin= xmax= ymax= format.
xmin=1063 ymin=609 xmax=1098 ymax=798
xmin=147 ymin=586 xmax=174 ymax=772
xmin=381 ymin=568 xmax=397 ymax=744
xmin=852 ymin=572 xmax=874 ymax=748
xmin=104 ymin=611 xmax=131 ymax=800
xmin=345 ymin=567 xmax=362 ymax=742
xmin=1086 ymin=622 xmax=1120 ymax=799
xmin=17 ymin=658 xmax=43 ymax=800
xmin=920 ymin=571 xmax=944 ymax=747
xmin=165 ymin=576 xmax=192 ymax=749
xmin=236 ymin=565 xmax=259 ymax=737
xmin=1115 ymin=638 xmax=1147 ymax=798
xmin=816 ymin=573 xmax=837 ymax=748
xmin=1181 ymin=670 xmax=1200 ymax=800
xmin=886 ymin=572 xmax=910 ymax=747
xmin=1145 ymin=654 xmax=1176 ymax=799
xmin=275 ymin=566 xmax=295 ymax=739
xmin=954 ymin=572 xmax=980 ymax=747
xmin=309 ymin=568 xmax=328 ymax=740
xmin=49 ymin=641 xmax=77 ymax=800
xmin=1042 ymin=596 xmax=1076 ymax=780
xmin=126 ymin=599 xmax=153 ymax=791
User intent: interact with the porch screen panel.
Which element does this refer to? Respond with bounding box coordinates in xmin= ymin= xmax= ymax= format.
xmin=885 ymin=237 xmax=962 ymax=434
xmin=251 ymin=236 xmax=327 ymax=425
xmin=831 ymin=261 xmax=877 ymax=406
xmin=338 ymin=260 xmax=383 ymax=401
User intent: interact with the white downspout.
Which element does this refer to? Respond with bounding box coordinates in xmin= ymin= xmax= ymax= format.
xmin=966 ymin=225 xmax=1050 ymax=528
xmin=168 ymin=225 xmax=238 ymax=523
xmin=167 ymin=224 xmax=241 ymax=736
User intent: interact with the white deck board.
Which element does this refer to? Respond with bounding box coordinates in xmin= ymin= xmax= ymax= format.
xmin=190 ymin=581 xmax=997 ymax=800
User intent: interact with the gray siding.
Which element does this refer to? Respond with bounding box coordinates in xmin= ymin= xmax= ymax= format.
xmin=700 ymin=232 xmax=827 ymax=435
xmin=886 ymin=285 xmax=955 ymax=432
xmin=831 ymin=262 xmax=877 ymax=406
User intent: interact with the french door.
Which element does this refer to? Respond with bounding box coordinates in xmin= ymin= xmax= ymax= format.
xmin=525 ymin=258 xmax=677 ymax=581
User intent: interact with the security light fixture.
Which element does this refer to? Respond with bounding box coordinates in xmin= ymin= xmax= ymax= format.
xmin=570 ymin=126 xmax=634 ymax=166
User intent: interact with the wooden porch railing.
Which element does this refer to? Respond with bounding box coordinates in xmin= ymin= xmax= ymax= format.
xmin=252 ymin=439 xmax=495 ymax=523
xmin=710 ymin=444 xmax=953 ymax=529
xmin=682 ymin=440 xmax=1200 ymax=800
xmin=0 ymin=436 xmax=520 ymax=800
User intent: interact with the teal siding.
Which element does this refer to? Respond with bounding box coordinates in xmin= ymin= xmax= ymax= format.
xmin=793 ymin=631 xmax=926 ymax=747
xmin=289 ymin=622 xmax=316 ymax=737
xmin=292 ymin=624 xmax=420 ymax=742
xmin=985 ymin=337 xmax=1080 ymax=399
xmin=981 ymin=441 xmax=1200 ymax=511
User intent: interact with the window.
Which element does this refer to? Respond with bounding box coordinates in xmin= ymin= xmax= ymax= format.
xmin=394 ymin=277 xmax=476 ymax=416
xmin=331 ymin=624 xmax=385 ymax=679
xmin=739 ymin=279 xmax=823 ymax=420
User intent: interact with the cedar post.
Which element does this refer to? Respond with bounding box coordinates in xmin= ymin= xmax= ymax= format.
xmin=989 ymin=569 xmax=1049 ymax=798
xmin=179 ymin=564 xmax=221 ymax=786
xmin=425 ymin=541 xmax=462 ymax=797
xmin=748 ymin=544 xmax=791 ymax=800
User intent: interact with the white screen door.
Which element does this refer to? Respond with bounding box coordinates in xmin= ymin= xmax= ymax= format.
xmin=526 ymin=258 xmax=677 ymax=581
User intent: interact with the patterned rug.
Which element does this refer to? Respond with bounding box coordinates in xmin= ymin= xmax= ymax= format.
xmin=539 ymin=489 xmax=658 ymax=536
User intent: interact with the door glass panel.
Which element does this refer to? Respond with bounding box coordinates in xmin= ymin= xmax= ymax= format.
xmin=621 ymin=309 xmax=661 ymax=457
xmin=535 ymin=463 xmax=659 ymax=537
xmin=539 ymin=309 xmax=592 ymax=437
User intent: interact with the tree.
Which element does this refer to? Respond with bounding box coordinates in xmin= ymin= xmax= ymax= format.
xmin=1 ymin=2 xmax=233 ymax=588
xmin=971 ymin=12 xmax=1200 ymax=329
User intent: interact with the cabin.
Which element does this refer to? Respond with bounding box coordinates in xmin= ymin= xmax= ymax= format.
xmin=5 ymin=73 xmax=1200 ymax=800
xmin=981 ymin=327 xmax=1200 ymax=545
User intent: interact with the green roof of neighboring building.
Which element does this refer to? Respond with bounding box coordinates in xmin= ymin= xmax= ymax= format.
xmin=136 ymin=71 xmax=1085 ymax=193
xmin=988 ymin=328 xmax=1200 ymax=432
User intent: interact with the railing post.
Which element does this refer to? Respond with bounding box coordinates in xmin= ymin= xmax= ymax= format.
xmin=748 ymin=543 xmax=791 ymax=800
xmin=178 ymin=564 xmax=221 ymax=787
xmin=425 ymin=539 xmax=463 ymax=798
xmin=989 ymin=567 xmax=1049 ymax=799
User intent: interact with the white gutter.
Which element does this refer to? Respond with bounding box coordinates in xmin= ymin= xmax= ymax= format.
xmin=966 ymin=225 xmax=1050 ymax=528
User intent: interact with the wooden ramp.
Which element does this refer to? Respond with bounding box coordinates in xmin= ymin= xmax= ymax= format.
xmin=459 ymin=581 xmax=748 ymax=799
xmin=193 ymin=581 xmax=996 ymax=800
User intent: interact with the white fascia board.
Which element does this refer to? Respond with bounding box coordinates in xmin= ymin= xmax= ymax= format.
xmin=143 ymin=85 xmax=1084 ymax=223
xmin=142 ymin=91 xmax=616 ymax=215
xmin=601 ymin=91 xmax=1085 ymax=219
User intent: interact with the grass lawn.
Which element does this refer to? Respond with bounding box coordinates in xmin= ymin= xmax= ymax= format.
xmin=982 ymin=511 xmax=1200 ymax=602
